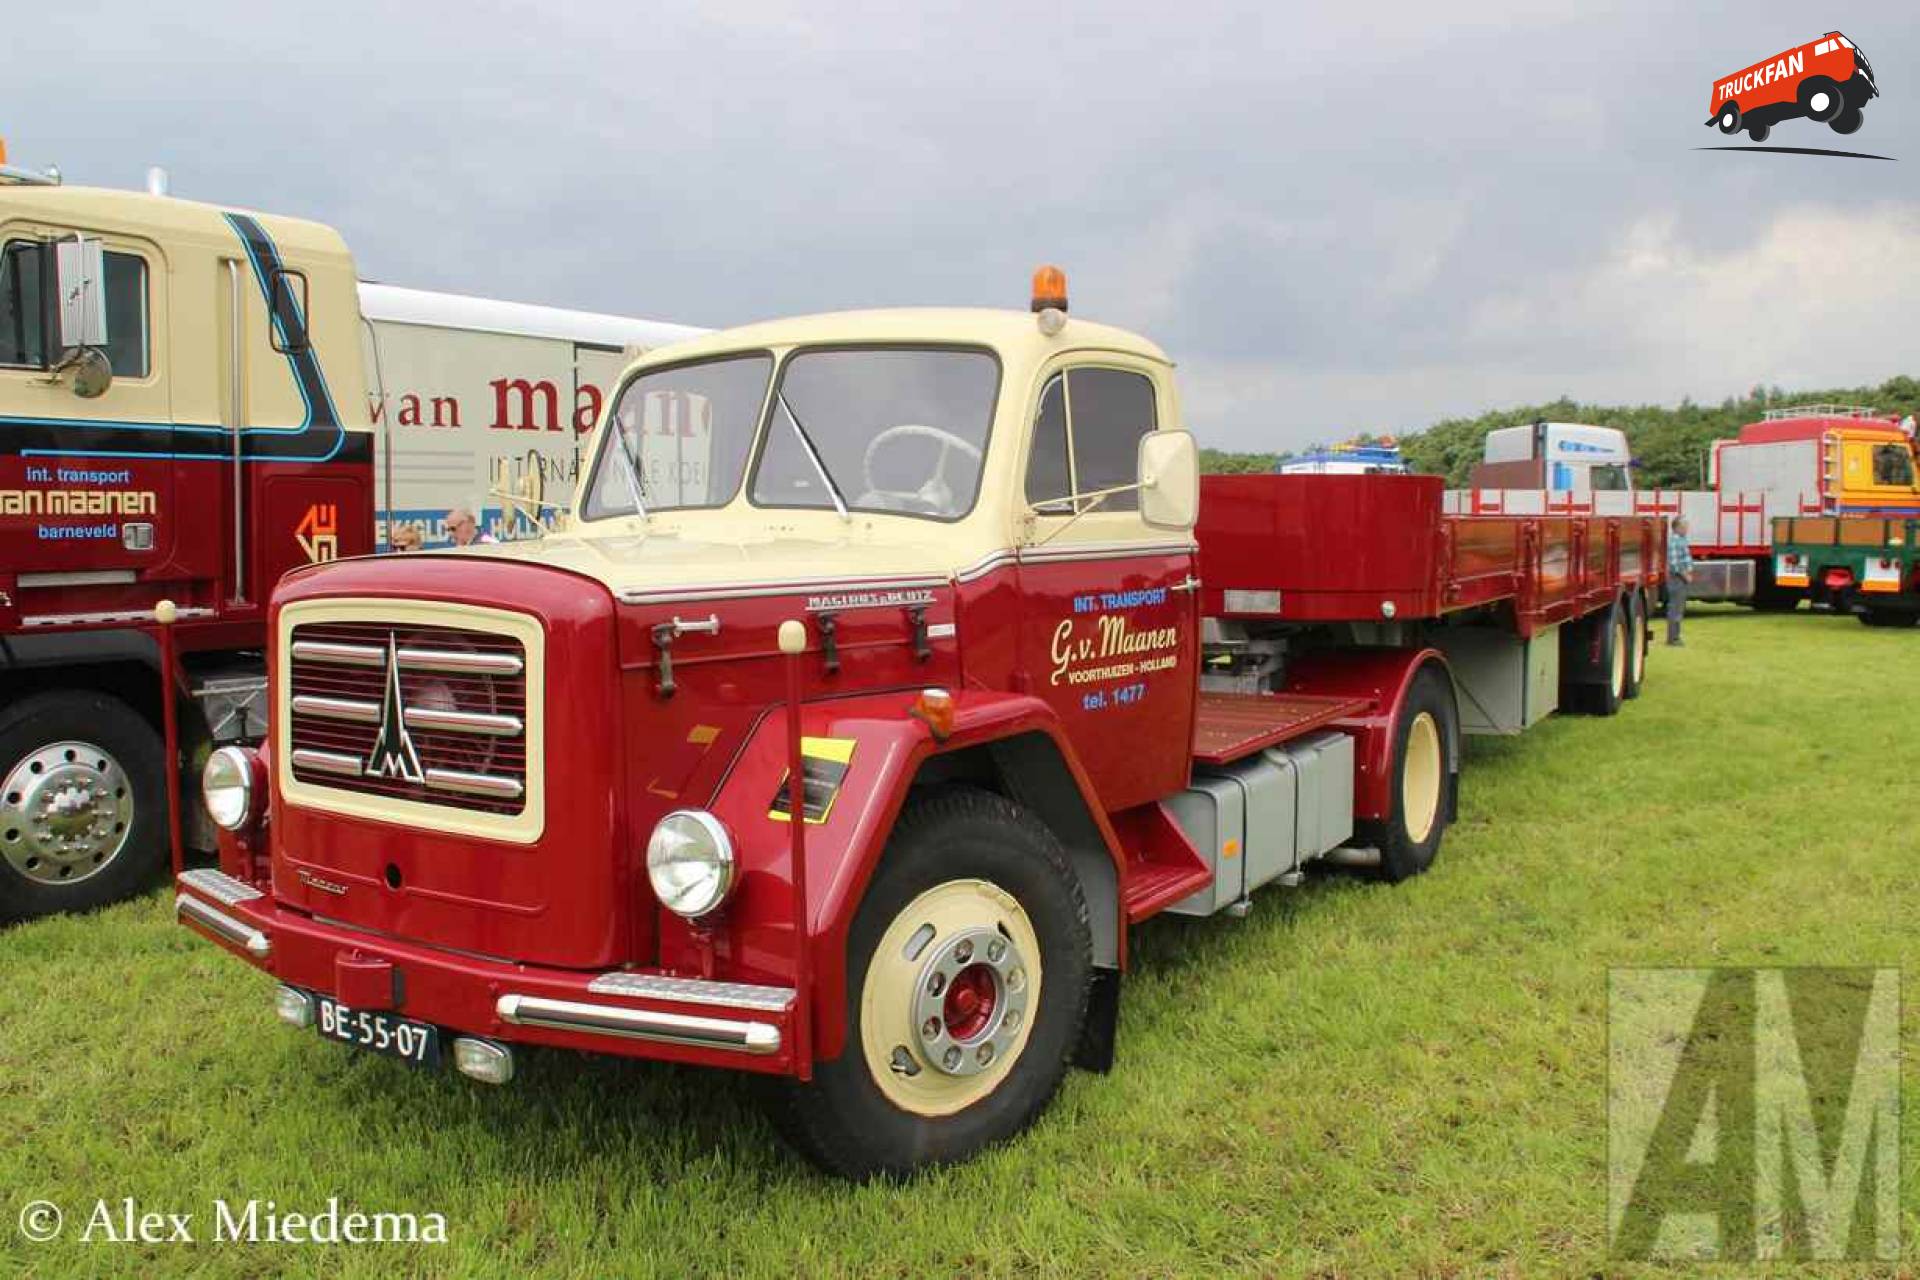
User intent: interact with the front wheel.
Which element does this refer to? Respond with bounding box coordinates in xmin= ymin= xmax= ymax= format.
xmin=1717 ymin=103 xmax=1742 ymax=134
xmin=1830 ymin=107 xmax=1864 ymax=135
xmin=1355 ymin=666 xmax=1457 ymax=884
xmin=0 ymin=691 xmax=167 ymax=922
xmin=768 ymin=788 xmax=1092 ymax=1180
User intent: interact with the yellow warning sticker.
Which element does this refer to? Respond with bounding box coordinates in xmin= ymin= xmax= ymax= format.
xmin=769 ymin=736 xmax=857 ymax=825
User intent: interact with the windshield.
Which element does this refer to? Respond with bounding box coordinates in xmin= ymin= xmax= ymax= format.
xmin=1590 ymin=464 xmax=1631 ymax=492
xmin=580 ymin=354 xmax=771 ymax=520
xmin=1871 ymin=443 xmax=1915 ymax=488
xmin=750 ymin=347 xmax=999 ymax=520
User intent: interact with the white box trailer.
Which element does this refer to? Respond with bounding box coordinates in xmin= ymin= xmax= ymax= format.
xmin=359 ymin=284 xmax=706 ymax=546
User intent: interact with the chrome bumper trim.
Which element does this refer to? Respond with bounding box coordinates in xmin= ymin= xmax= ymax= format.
xmin=495 ymin=993 xmax=781 ymax=1056
xmin=177 ymin=867 xmax=265 ymax=907
xmin=176 ymin=891 xmax=271 ymax=959
xmin=586 ymin=971 xmax=796 ymax=1013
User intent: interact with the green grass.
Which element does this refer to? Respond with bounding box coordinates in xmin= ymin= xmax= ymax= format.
xmin=4 ymin=606 xmax=1917 ymax=1277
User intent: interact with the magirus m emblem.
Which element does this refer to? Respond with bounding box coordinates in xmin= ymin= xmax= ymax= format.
xmin=363 ymin=635 xmax=425 ymax=784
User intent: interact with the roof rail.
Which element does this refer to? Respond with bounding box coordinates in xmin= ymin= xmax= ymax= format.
xmin=0 ymin=163 xmax=60 ymax=187
xmin=1761 ymin=403 xmax=1883 ymax=421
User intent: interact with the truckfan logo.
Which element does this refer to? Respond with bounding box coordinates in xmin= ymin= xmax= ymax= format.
xmin=295 ymin=503 xmax=340 ymax=563
xmin=1700 ymin=31 xmax=1888 ymax=158
xmin=362 ymin=636 xmax=425 ymax=784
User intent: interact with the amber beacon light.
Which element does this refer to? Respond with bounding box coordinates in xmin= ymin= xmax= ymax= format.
xmin=1030 ymin=265 xmax=1068 ymax=313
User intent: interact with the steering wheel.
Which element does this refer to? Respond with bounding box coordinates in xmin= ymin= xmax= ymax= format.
xmin=858 ymin=424 xmax=983 ymax=516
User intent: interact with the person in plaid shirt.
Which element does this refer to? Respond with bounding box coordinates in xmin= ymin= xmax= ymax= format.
xmin=1666 ymin=516 xmax=1694 ymax=646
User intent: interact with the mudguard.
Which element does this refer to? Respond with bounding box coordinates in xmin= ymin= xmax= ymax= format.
xmin=1283 ymin=647 xmax=1455 ymax=824
xmin=674 ymin=688 xmax=1127 ymax=1063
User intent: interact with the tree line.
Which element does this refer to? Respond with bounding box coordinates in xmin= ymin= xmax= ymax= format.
xmin=1200 ymin=375 xmax=1920 ymax=488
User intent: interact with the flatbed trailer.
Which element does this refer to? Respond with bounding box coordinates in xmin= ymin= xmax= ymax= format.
xmin=175 ymin=270 xmax=1665 ymax=1179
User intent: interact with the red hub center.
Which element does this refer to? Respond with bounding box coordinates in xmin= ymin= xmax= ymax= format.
xmin=942 ymin=963 xmax=999 ymax=1042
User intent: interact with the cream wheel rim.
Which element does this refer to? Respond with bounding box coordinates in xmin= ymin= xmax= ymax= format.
xmin=1611 ymin=617 xmax=1629 ymax=697
xmin=1401 ymin=712 xmax=1443 ymax=846
xmin=860 ymin=878 xmax=1041 ymax=1117
xmin=1628 ymin=604 xmax=1646 ymax=685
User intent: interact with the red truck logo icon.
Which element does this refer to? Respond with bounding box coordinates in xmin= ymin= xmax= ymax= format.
xmin=1707 ymin=32 xmax=1878 ymax=142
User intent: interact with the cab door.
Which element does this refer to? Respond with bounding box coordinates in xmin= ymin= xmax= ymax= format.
xmin=1013 ymin=360 xmax=1199 ymax=812
xmin=0 ymin=226 xmax=173 ymax=595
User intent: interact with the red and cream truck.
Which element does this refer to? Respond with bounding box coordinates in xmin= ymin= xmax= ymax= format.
xmin=174 ymin=269 xmax=1663 ymax=1178
xmin=0 ymin=146 xmax=700 ymax=920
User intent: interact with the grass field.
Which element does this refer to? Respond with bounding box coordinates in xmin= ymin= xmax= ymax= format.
xmin=3 ymin=606 xmax=1916 ymax=1277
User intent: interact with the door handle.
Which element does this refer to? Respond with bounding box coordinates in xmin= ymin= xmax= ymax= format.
xmin=1170 ymin=575 xmax=1202 ymax=594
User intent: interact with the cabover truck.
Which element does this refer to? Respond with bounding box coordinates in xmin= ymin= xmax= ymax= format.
xmin=175 ymin=270 xmax=1664 ymax=1178
xmin=0 ymin=148 xmax=699 ymax=920
xmin=1449 ymin=406 xmax=1920 ymax=610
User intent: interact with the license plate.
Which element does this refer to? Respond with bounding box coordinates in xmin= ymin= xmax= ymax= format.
xmin=314 ymin=994 xmax=441 ymax=1068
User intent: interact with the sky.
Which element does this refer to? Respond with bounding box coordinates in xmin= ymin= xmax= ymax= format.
xmin=10 ymin=0 xmax=1918 ymax=452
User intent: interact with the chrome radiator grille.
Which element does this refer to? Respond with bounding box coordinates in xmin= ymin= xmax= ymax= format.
xmin=285 ymin=621 xmax=529 ymax=816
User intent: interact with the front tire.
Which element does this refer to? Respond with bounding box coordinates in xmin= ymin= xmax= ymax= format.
xmin=769 ymin=788 xmax=1092 ymax=1180
xmin=0 ymin=691 xmax=166 ymax=922
xmin=1356 ymin=666 xmax=1456 ymax=884
xmin=1830 ymin=107 xmax=1864 ymax=135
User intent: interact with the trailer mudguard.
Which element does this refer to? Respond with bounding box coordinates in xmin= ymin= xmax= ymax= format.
xmin=678 ymin=687 xmax=1128 ymax=1063
xmin=1282 ymin=646 xmax=1456 ymax=824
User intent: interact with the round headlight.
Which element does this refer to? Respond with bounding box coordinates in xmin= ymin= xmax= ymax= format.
xmin=646 ymin=810 xmax=736 ymax=919
xmin=202 ymin=746 xmax=257 ymax=832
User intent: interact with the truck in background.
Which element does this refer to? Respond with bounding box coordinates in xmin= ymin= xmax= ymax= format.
xmin=1449 ymin=406 xmax=1920 ymax=610
xmin=175 ymin=268 xmax=1664 ymax=1179
xmin=1276 ymin=438 xmax=1410 ymax=476
xmin=0 ymin=148 xmax=699 ymax=920
xmin=1470 ymin=421 xmax=1633 ymax=495
xmin=1773 ymin=516 xmax=1920 ymax=628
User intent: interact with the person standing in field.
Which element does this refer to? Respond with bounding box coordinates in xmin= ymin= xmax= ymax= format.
xmin=1666 ymin=515 xmax=1693 ymax=646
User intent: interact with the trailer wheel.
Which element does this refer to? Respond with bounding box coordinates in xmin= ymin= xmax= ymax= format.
xmin=769 ymin=787 xmax=1092 ymax=1180
xmin=0 ymin=691 xmax=167 ymax=922
xmin=1358 ymin=667 xmax=1456 ymax=884
xmin=1717 ymin=103 xmax=1741 ymax=134
xmin=1623 ymin=592 xmax=1648 ymax=700
xmin=1799 ymin=76 xmax=1843 ymax=122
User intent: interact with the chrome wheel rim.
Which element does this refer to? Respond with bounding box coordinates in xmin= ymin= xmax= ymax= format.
xmin=1 ymin=741 xmax=134 ymax=885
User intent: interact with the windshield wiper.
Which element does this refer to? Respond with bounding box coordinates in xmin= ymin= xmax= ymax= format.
xmin=612 ymin=426 xmax=650 ymax=521
xmin=778 ymin=392 xmax=850 ymax=523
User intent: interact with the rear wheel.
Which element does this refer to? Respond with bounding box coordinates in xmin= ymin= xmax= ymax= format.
xmin=0 ymin=691 xmax=166 ymax=922
xmin=1356 ymin=667 xmax=1456 ymax=884
xmin=768 ymin=788 xmax=1092 ymax=1180
xmin=1747 ymin=121 xmax=1771 ymax=143
xmin=1623 ymin=591 xmax=1648 ymax=699
xmin=1859 ymin=606 xmax=1919 ymax=629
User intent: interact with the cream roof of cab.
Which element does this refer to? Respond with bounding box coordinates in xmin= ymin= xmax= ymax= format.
xmin=0 ymin=183 xmax=352 ymax=266
xmin=454 ymin=306 xmax=1186 ymax=601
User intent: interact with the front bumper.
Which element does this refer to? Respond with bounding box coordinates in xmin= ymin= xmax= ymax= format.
xmin=174 ymin=869 xmax=800 ymax=1075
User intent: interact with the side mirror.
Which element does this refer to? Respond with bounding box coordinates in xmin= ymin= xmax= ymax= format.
xmin=1138 ymin=430 xmax=1199 ymax=531
xmin=55 ymin=236 xmax=108 ymax=350
xmin=67 ymin=348 xmax=113 ymax=399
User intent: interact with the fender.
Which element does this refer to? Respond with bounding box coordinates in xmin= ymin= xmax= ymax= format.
xmin=1282 ymin=646 xmax=1455 ymax=824
xmin=690 ymin=687 xmax=1127 ymax=1063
